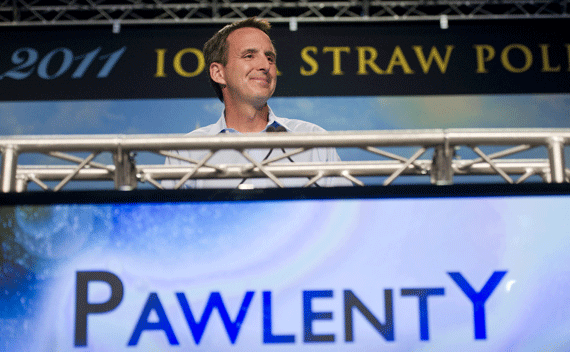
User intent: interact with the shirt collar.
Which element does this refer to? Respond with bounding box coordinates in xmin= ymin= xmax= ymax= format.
xmin=218 ymin=106 xmax=287 ymax=134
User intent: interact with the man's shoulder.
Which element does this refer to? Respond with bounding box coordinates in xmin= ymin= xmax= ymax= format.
xmin=275 ymin=116 xmax=328 ymax=133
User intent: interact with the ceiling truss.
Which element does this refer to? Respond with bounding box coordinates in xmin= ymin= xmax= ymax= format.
xmin=0 ymin=0 xmax=568 ymax=27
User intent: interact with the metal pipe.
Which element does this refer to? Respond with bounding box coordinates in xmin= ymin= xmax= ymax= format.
xmin=547 ymin=137 xmax=566 ymax=183
xmin=1 ymin=145 xmax=18 ymax=193
xmin=2 ymin=129 xmax=570 ymax=152
xmin=0 ymin=130 xmax=447 ymax=151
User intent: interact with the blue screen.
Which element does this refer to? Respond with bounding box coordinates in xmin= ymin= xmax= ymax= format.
xmin=1 ymin=187 xmax=569 ymax=351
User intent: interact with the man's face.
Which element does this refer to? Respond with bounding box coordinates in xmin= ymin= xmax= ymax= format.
xmin=219 ymin=27 xmax=277 ymax=107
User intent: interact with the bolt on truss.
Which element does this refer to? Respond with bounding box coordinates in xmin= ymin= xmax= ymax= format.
xmin=0 ymin=0 xmax=568 ymax=26
xmin=1 ymin=128 xmax=569 ymax=192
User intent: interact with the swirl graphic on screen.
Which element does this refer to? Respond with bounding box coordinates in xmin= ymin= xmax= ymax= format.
xmin=13 ymin=205 xmax=112 ymax=261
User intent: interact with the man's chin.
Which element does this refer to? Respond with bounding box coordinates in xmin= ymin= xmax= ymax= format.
xmin=251 ymin=99 xmax=270 ymax=110
xmin=251 ymin=90 xmax=274 ymax=103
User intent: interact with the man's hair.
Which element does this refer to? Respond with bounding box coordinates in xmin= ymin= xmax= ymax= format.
xmin=203 ymin=17 xmax=272 ymax=102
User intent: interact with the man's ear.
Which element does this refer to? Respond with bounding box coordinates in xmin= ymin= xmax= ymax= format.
xmin=210 ymin=63 xmax=226 ymax=86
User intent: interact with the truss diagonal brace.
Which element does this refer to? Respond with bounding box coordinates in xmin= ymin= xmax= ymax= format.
xmin=240 ymin=150 xmax=285 ymax=188
xmin=457 ymin=144 xmax=534 ymax=170
xmin=54 ymin=152 xmax=99 ymax=191
xmin=47 ymin=151 xmax=113 ymax=171
xmin=341 ymin=170 xmax=363 ymax=186
xmin=304 ymin=171 xmax=325 ymax=188
xmin=383 ymin=147 xmax=427 ymax=186
xmin=471 ymin=146 xmax=514 ymax=184
xmin=174 ymin=150 xmax=214 ymax=189
xmin=159 ymin=150 xmax=225 ymax=172
xmin=27 ymin=174 xmax=50 ymax=191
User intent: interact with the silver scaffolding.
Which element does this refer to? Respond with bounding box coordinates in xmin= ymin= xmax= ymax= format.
xmin=1 ymin=128 xmax=569 ymax=192
xmin=1 ymin=0 xmax=568 ymax=27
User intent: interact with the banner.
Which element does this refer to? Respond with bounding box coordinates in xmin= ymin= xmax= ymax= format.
xmin=1 ymin=187 xmax=570 ymax=350
xmin=1 ymin=19 xmax=568 ymax=101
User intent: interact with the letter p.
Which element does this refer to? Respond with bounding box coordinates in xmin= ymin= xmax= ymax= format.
xmin=75 ymin=271 xmax=124 ymax=347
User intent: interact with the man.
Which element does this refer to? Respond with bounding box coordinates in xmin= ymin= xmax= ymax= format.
xmin=164 ymin=18 xmax=351 ymax=188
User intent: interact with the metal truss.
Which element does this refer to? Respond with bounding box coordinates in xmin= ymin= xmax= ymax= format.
xmin=1 ymin=128 xmax=569 ymax=192
xmin=0 ymin=0 xmax=568 ymax=27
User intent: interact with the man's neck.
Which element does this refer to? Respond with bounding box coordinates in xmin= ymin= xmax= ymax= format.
xmin=224 ymin=103 xmax=270 ymax=133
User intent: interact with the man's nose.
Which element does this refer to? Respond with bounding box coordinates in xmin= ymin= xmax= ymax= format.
xmin=258 ymin=56 xmax=271 ymax=72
